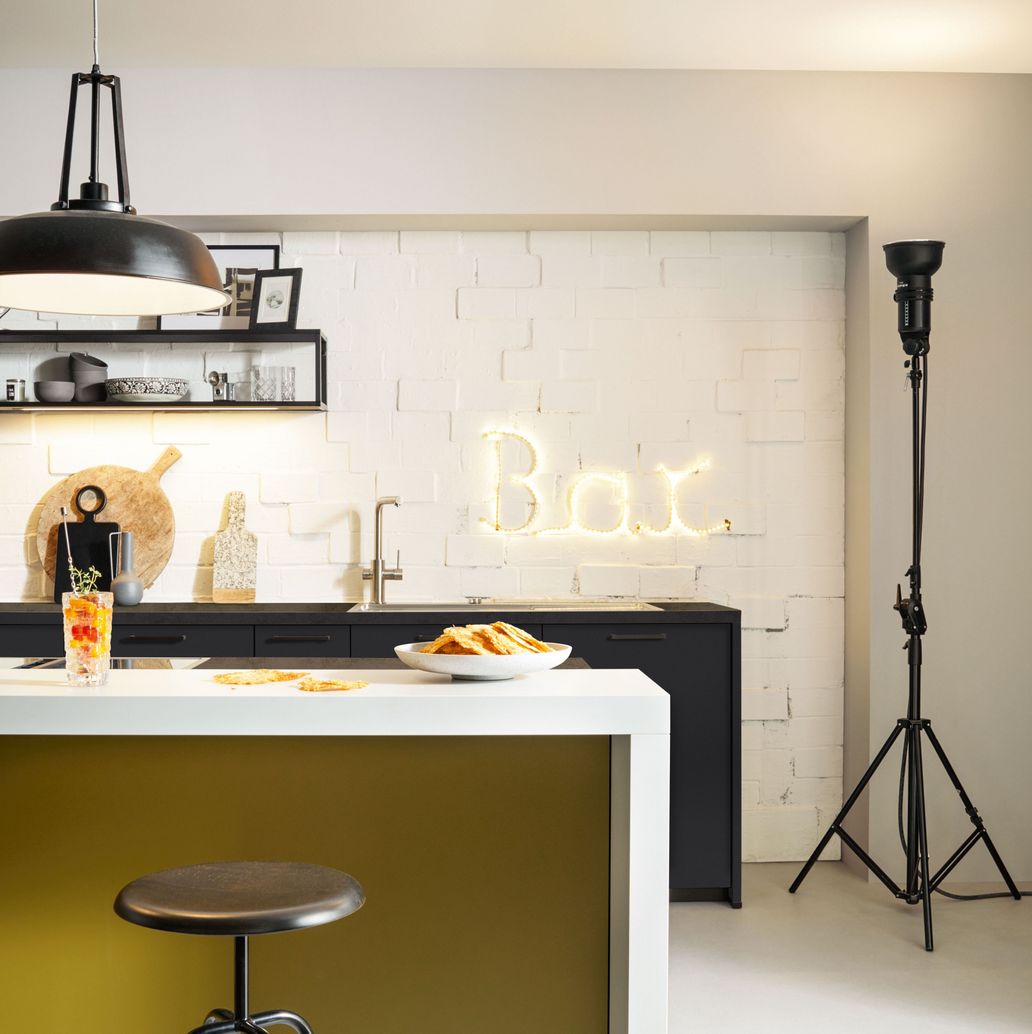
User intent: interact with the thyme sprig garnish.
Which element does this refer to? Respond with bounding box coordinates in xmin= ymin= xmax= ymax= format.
xmin=69 ymin=563 xmax=102 ymax=595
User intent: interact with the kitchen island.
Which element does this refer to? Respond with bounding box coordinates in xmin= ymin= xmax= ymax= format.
xmin=0 ymin=662 xmax=669 ymax=1034
xmin=0 ymin=601 xmax=739 ymax=906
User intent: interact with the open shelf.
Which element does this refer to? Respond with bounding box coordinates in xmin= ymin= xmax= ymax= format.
xmin=0 ymin=329 xmax=328 ymax=412
xmin=0 ymin=402 xmax=324 ymax=412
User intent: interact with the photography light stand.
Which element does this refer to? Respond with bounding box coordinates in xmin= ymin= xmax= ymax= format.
xmin=788 ymin=240 xmax=1021 ymax=951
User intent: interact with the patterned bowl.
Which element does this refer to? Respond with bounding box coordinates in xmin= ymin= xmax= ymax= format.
xmin=106 ymin=377 xmax=189 ymax=403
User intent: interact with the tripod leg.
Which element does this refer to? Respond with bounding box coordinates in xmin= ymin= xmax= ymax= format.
xmin=789 ymin=721 xmax=906 ymax=894
xmin=906 ymin=724 xmax=922 ymax=897
xmin=923 ymin=724 xmax=1022 ymax=901
xmin=912 ymin=729 xmax=934 ymax=951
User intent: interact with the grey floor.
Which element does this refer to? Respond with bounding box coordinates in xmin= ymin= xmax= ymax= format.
xmin=670 ymin=862 xmax=1031 ymax=1033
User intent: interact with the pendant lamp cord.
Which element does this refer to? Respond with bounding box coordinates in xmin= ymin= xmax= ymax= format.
xmin=92 ymin=0 xmax=100 ymax=67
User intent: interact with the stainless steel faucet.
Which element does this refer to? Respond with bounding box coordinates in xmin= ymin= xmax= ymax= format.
xmin=362 ymin=496 xmax=403 ymax=604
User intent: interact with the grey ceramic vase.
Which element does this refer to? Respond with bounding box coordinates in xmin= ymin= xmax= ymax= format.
xmin=110 ymin=531 xmax=144 ymax=606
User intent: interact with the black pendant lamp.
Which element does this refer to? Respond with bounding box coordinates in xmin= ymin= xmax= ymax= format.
xmin=0 ymin=2 xmax=228 ymax=316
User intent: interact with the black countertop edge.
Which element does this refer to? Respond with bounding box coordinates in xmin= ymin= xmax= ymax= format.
xmin=0 ymin=600 xmax=740 ymax=625
xmin=6 ymin=657 xmax=592 ymax=670
xmin=192 ymin=657 xmax=592 ymax=670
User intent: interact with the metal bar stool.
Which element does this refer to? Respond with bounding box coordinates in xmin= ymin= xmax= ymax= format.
xmin=115 ymin=861 xmax=364 ymax=1034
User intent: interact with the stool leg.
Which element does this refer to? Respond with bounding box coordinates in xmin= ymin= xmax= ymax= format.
xmin=234 ymin=936 xmax=250 ymax=1020
xmin=187 ymin=1022 xmax=235 ymax=1034
xmin=205 ymin=1009 xmax=234 ymax=1025
xmin=251 ymin=1009 xmax=314 ymax=1033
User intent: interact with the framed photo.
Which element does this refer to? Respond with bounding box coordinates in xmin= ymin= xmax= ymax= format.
xmin=158 ymin=244 xmax=280 ymax=329
xmin=249 ymin=268 xmax=303 ymax=329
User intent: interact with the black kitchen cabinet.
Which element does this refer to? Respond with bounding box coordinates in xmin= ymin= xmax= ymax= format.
xmin=110 ymin=624 xmax=253 ymax=658
xmin=0 ymin=624 xmax=64 ymax=657
xmin=546 ymin=623 xmax=739 ymax=905
xmin=255 ymin=624 xmax=350 ymax=657
xmin=347 ymin=623 xmax=445 ymax=657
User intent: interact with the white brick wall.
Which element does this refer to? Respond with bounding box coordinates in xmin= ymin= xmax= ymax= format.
xmin=0 ymin=229 xmax=845 ymax=862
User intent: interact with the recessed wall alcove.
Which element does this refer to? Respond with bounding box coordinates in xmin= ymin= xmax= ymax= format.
xmin=0 ymin=213 xmax=863 ymax=867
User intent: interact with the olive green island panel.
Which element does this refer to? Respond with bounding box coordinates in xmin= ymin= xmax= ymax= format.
xmin=0 ymin=736 xmax=610 ymax=1033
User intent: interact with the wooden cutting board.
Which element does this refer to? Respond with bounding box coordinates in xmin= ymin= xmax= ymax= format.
xmin=37 ymin=446 xmax=182 ymax=589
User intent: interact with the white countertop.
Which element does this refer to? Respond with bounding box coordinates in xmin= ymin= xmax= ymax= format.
xmin=0 ymin=667 xmax=669 ymax=737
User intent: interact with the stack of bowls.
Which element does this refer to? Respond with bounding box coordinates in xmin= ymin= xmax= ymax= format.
xmin=70 ymin=353 xmax=108 ymax=402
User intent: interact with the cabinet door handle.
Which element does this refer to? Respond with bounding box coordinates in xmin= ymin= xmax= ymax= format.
xmin=414 ymin=634 xmax=435 ymax=642
xmin=122 ymin=634 xmax=187 ymax=644
xmin=267 ymin=634 xmax=332 ymax=644
xmin=606 ymin=633 xmax=667 ymax=642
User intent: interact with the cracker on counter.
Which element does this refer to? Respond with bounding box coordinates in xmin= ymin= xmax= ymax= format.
xmin=297 ymin=676 xmax=368 ymax=693
xmin=213 ymin=669 xmax=309 ymax=686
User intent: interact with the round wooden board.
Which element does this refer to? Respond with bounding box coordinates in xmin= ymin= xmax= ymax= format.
xmin=37 ymin=446 xmax=182 ymax=589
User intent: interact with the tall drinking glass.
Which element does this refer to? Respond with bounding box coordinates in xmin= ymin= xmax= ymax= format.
xmin=280 ymin=366 xmax=296 ymax=402
xmin=62 ymin=591 xmax=114 ymax=686
xmin=250 ymin=366 xmax=279 ymax=402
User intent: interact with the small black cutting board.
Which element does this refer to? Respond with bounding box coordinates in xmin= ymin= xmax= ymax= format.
xmin=53 ymin=485 xmax=120 ymax=601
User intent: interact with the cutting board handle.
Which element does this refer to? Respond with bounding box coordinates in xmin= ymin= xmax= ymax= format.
xmin=74 ymin=484 xmax=107 ymax=521
xmin=148 ymin=446 xmax=182 ymax=480
xmin=227 ymin=491 xmax=247 ymax=529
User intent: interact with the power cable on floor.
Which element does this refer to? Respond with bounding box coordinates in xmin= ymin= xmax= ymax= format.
xmin=896 ymin=738 xmax=1016 ymax=901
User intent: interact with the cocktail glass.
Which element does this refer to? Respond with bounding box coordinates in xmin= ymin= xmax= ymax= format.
xmin=62 ymin=591 xmax=114 ymax=686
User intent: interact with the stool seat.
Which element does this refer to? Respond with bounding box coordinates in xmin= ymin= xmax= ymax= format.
xmin=114 ymin=861 xmax=364 ymax=936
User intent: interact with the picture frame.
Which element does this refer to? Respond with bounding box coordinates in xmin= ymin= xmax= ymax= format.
xmin=249 ymin=268 xmax=303 ymax=330
xmin=157 ymin=244 xmax=280 ymax=329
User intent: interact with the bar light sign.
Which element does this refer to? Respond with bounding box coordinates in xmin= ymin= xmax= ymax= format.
xmin=481 ymin=430 xmax=731 ymax=537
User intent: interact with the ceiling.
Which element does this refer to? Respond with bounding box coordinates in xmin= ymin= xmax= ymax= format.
xmin=2 ymin=0 xmax=1031 ymax=73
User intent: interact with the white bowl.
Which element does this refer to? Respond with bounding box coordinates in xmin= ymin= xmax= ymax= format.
xmin=394 ymin=642 xmax=572 ymax=681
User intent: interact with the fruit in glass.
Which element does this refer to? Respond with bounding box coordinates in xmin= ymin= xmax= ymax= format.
xmin=62 ymin=591 xmax=113 ymax=686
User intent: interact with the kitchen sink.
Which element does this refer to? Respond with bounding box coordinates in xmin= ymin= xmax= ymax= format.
xmin=347 ymin=601 xmax=661 ymax=613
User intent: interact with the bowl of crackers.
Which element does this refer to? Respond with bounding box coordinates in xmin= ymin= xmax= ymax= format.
xmin=395 ymin=621 xmax=572 ymax=681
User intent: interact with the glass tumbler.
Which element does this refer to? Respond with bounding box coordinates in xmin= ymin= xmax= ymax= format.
xmin=62 ymin=591 xmax=114 ymax=686
xmin=250 ymin=366 xmax=279 ymax=402
xmin=280 ymin=366 xmax=296 ymax=402
xmin=227 ymin=370 xmax=251 ymax=402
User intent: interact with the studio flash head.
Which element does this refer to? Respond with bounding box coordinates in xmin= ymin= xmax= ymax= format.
xmin=883 ymin=239 xmax=945 ymax=356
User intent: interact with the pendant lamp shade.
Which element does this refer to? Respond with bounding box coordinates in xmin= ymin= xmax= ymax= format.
xmin=0 ymin=16 xmax=229 ymax=319
xmin=0 ymin=209 xmax=228 ymax=316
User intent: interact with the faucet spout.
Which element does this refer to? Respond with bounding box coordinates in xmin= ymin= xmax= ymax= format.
xmin=364 ymin=496 xmax=404 ymax=604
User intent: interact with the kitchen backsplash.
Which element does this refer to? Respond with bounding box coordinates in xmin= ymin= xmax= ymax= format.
xmin=0 ymin=229 xmax=844 ymax=861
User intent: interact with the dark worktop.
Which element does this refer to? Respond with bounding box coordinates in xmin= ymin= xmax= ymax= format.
xmin=0 ymin=600 xmax=738 ymax=625
xmin=193 ymin=656 xmax=590 ymax=670
xmin=8 ymin=656 xmax=590 ymax=670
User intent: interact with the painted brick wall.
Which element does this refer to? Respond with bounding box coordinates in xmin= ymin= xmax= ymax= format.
xmin=0 ymin=229 xmax=844 ymax=861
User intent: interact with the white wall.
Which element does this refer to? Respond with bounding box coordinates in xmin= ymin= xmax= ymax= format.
xmin=1 ymin=67 xmax=1029 ymax=881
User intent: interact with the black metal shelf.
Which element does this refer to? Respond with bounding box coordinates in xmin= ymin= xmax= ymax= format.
xmin=0 ymin=328 xmax=328 ymax=411
xmin=0 ymin=402 xmax=323 ymax=412
xmin=0 ymin=329 xmax=323 ymax=344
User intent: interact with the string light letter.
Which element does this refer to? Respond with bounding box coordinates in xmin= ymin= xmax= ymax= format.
xmin=482 ymin=430 xmax=541 ymax=532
